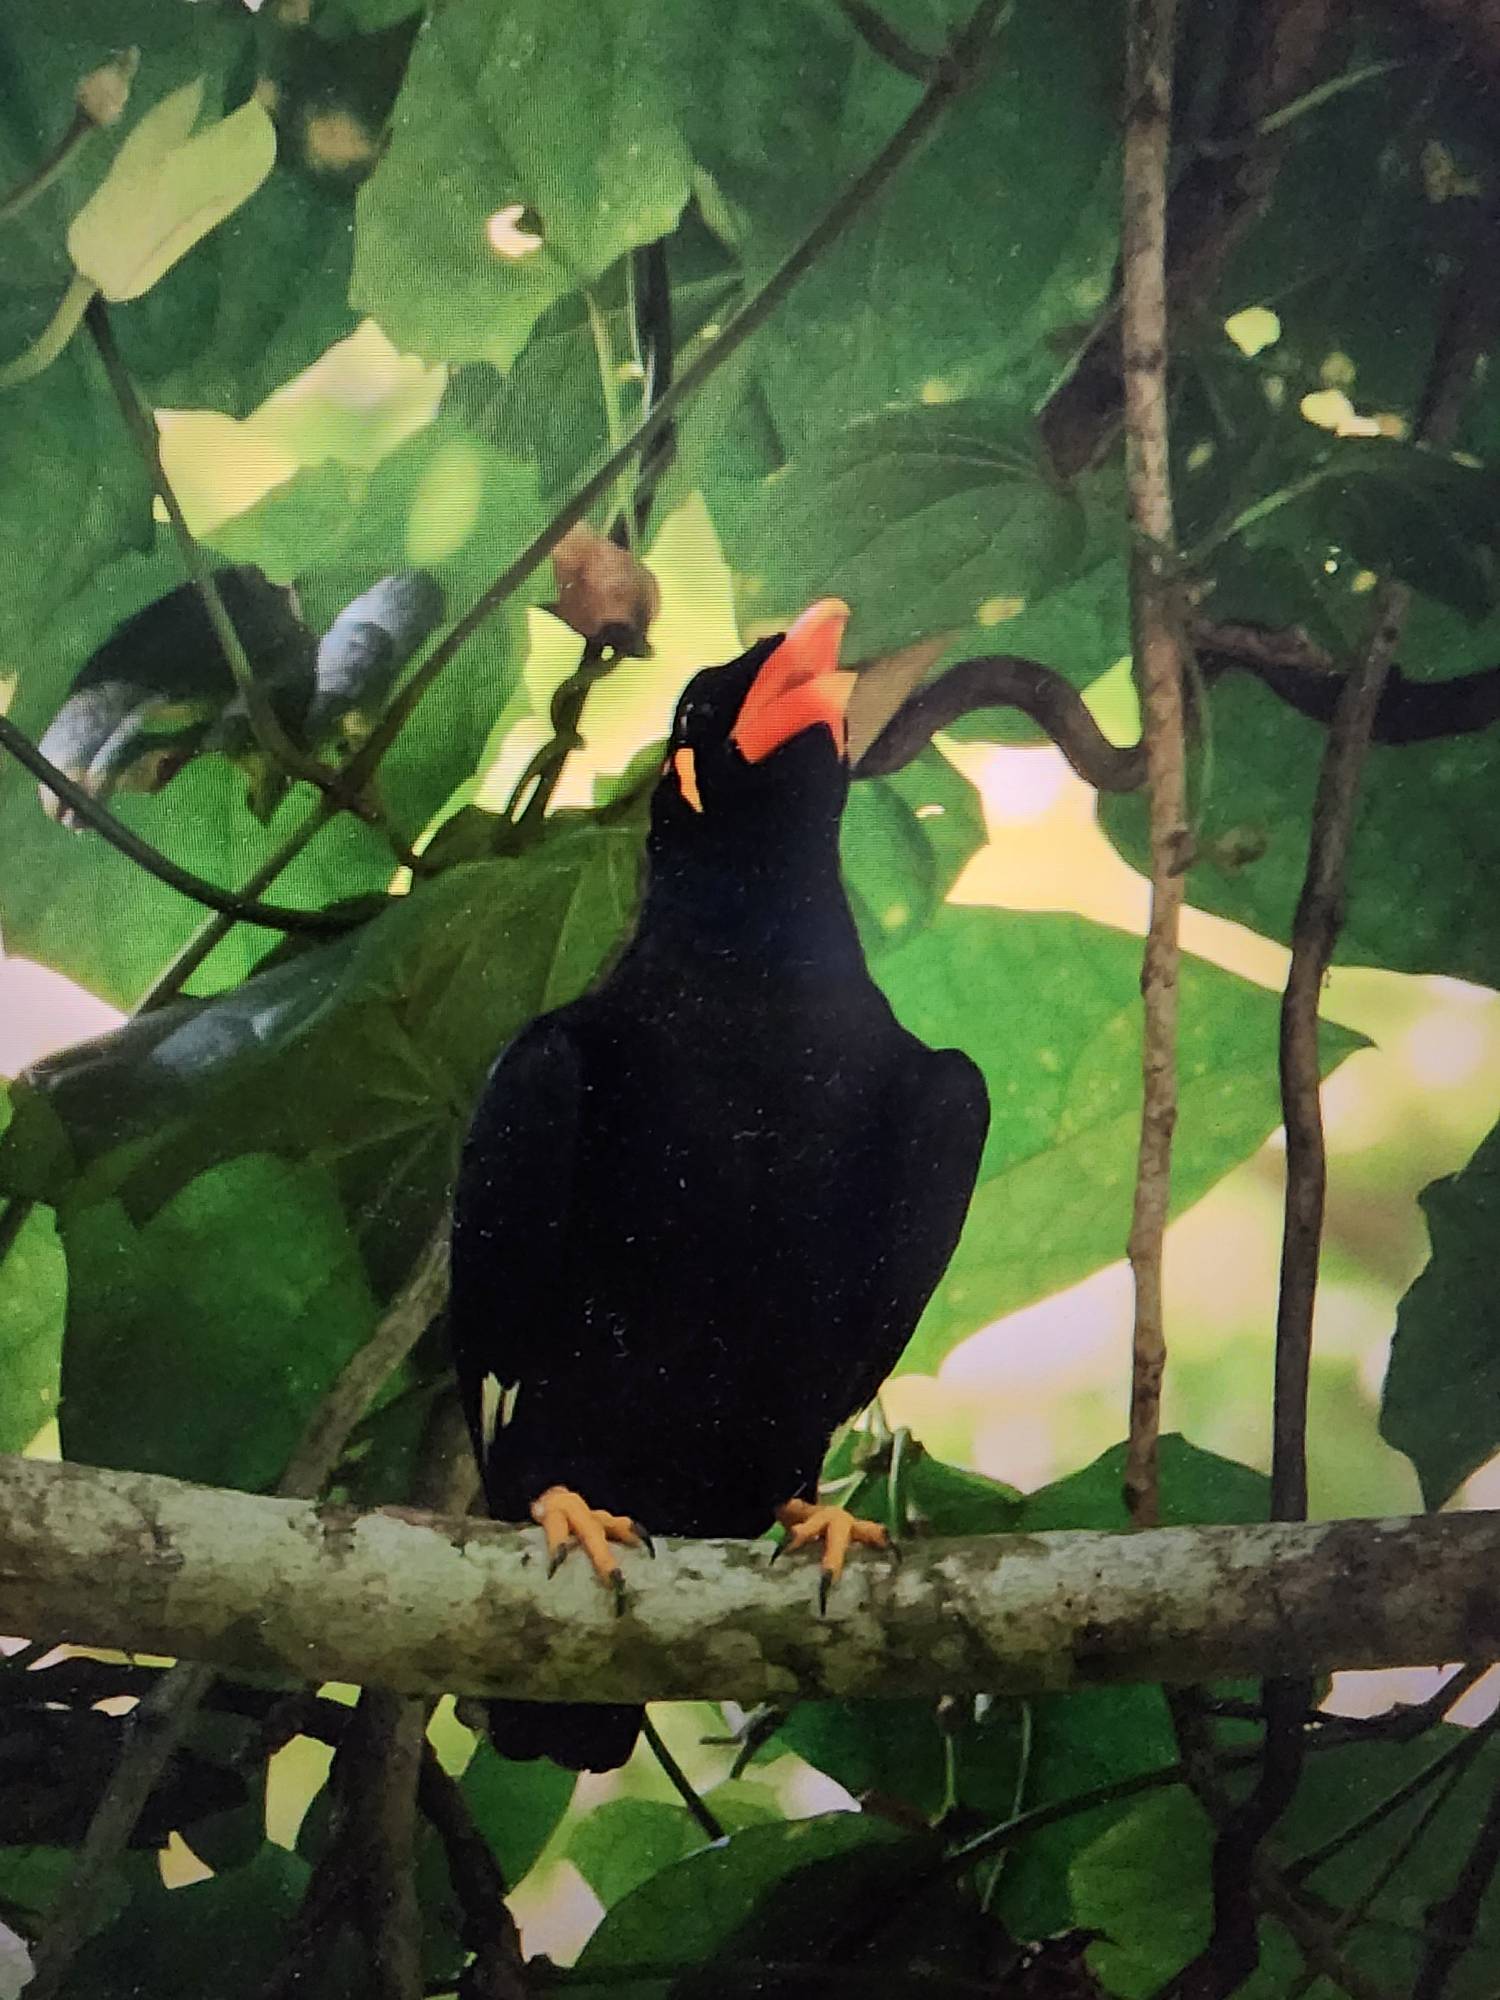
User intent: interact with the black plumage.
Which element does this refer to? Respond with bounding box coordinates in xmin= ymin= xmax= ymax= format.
xmin=449 ymin=605 xmax=988 ymax=1771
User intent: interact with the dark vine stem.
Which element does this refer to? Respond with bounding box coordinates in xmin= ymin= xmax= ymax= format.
xmin=640 ymin=1712 xmax=726 ymax=1843
xmin=131 ymin=0 xmax=1005 ymax=1007
xmin=0 ymin=710 xmax=356 ymax=936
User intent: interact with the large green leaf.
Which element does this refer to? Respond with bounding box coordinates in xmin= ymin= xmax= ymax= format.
xmin=351 ymin=0 xmax=696 ymax=369
xmin=459 ymin=1740 xmax=576 ymax=1889
xmin=840 ymin=746 xmax=987 ymax=959
xmin=875 ymin=908 xmax=1361 ymax=1371
xmin=679 ymin=0 xmax=1121 ymax=442
xmin=572 ymin=1812 xmax=920 ymax=1999
xmin=740 ymin=402 xmax=1088 ymax=660
xmin=1381 ymin=1119 xmax=1500 ymax=1508
xmin=1235 ymin=1728 xmax=1500 ymax=2000
xmin=1069 ymin=1790 xmax=1214 ymax=1997
xmin=65 ymin=1848 xmax=314 ymax=2000
xmin=568 ymin=1790 xmax=780 ymax=1911
xmin=59 ymin=1155 xmax=378 ymax=1489
xmin=4 ymin=815 xmax=645 ymax=1480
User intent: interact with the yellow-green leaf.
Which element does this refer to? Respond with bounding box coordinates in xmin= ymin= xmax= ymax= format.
xmin=68 ymin=81 xmax=276 ymax=303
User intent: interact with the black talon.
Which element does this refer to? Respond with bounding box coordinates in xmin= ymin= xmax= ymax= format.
xmin=818 ymin=1568 xmax=834 ymax=1616
xmin=769 ymin=1536 xmax=786 ymax=1566
xmin=636 ymin=1525 xmax=657 ymax=1558
xmin=547 ymin=1546 xmax=567 ymax=1580
xmin=611 ymin=1569 xmax=628 ymax=1617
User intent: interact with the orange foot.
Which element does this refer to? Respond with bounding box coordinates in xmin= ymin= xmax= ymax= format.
xmin=530 ymin=1487 xmax=653 ymax=1615
xmin=771 ymin=1499 xmax=895 ymax=1613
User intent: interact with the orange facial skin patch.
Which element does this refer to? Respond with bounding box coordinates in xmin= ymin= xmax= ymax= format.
xmin=673 ymin=746 xmax=703 ymax=811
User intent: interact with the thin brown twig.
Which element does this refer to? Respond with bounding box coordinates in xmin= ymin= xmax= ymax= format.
xmin=1223 ymin=200 xmax=1500 ymax=2000
xmin=1120 ymin=0 xmax=1186 ymax=1533
xmin=24 ymin=1223 xmax=451 ymax=2000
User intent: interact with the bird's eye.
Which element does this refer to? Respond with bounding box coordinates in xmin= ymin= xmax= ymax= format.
xmin=673 ymin=747 xmax=703 ymax=812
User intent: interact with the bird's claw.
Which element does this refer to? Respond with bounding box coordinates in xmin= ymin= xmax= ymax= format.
xmin=771 ymin=1500 xmax=893 ymax=1614
xmin=531 ymin=1486 xmax=647 ymax=1603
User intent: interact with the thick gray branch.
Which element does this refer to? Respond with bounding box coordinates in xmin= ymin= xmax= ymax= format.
xmin=3 ymin=1458 xmax=1497 ymax=1702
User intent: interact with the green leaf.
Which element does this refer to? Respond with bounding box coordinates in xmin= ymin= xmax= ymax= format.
xmin=874 ymin=909 xmax=1361 ymax=1370
xmin=1016 ymin=1435 xmax=1269 ymax=1534
xmin=684 ymin=0 xmax=1122 ymax=440
xmin=67 ymin=1848 xmax=313 ymax=2000
xmin=1237 ymin=1728 xmax=1500 ymax=2000
xmin=840 ymin=748 xmax=987 ymax=957
xmin=741 ymin=402 xmax=1088 ymax=660
xmin=116 ymin=168 xmax=360 ymax=418
xmin=58 ymin=1155 xmax=379 ymax=1490
xmin=68 ymin=82 xmax=277 ymax=303
xmin=993 ymin=1438 xmax=1266 ymax=1943
xmin=1069 ymin=1790 xmax=1214 ymax=1997
xmin=574 ymin=1813 xmax=919 ymax=1999
xmin=1100 ymin=680 xmax=1500 ymax=991
xmin=569 ymin=1798 xmax=709 ymax=1910
xmin=6 ymin=815 xmax=645 ymax=1478
xmin=460 ymin=1740 xmax=575 ymax=1888
xmin=0 ymin=1201 xmax=65 ymax=1454
xmin=351 ymin=0 xmax=695 ymax=369
xmin=1382 ymin=1118 xmax=1500 ymax=1508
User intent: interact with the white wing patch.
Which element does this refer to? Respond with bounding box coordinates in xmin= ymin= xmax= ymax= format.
xmin=480 ymin=1373 xmax=521 ymax=1450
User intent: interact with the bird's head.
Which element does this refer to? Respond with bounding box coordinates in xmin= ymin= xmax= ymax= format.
xmin=650 ymin=599 xmax=856 ymax=861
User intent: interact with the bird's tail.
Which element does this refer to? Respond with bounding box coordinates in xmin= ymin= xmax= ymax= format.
xmin=485 ymin=1699 xmax=643 ymax=1773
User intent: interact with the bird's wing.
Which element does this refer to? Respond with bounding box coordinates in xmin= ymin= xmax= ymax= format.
xmin=449 ymin=1018 xmax=583 ymax=1470
xmin=838 ymin=1044 xmax=989 ymax=1420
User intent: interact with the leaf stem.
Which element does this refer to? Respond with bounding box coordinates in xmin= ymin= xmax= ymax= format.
xmin=0 ymin=108 xmax=92 ymax=223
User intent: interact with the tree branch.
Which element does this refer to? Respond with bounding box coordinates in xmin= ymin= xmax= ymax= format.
xmin=4 ymin=1456 xmax=1499 ymax=1700
xmin=0 ymin=710 xmax=357 ymax=937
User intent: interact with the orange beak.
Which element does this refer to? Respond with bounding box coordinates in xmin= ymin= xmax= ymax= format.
xmin=731 ymin=598 xmax=856 ymax=764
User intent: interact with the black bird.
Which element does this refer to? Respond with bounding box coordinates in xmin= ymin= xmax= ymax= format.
xmin=449 ymin=600 xmax=989 ymax=1771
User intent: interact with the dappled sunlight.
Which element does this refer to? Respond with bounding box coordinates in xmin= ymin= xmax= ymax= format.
xmin=158 ymin=320 xmax=445 ymax=537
